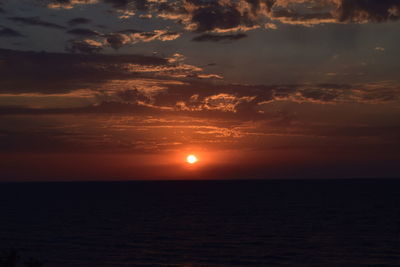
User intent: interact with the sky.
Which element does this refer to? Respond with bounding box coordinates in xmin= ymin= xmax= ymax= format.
xmin=0 ymin=0 xmax=399 ymax=181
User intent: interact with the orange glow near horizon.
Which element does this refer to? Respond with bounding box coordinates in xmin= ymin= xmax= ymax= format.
xmin=186 ymin=154 xmax=198 ymax=164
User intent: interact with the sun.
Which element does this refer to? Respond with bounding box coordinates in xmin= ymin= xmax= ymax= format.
xmin=186 ymin=154 xmax=198 ymax=164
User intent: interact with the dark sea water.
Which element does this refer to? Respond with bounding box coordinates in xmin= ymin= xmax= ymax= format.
xmin=0 ymin=179 xmax=400 ymax=266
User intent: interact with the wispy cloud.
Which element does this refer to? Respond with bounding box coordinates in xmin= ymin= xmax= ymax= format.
xmin=192 ymin=33 xmax=247 ymax=42
xmin=8 ymin=16 xmax=66 ymax=29
xmin=1 ymin=46 xmax=399 ymax=117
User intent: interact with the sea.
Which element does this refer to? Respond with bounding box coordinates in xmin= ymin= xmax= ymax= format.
xmin=0 ymin=179 xmax=399 ymax=266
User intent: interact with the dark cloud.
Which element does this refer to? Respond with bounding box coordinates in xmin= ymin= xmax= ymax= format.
xmin=103 ymin=0 xmax=130 ymax=8
xmin=337 ymin=0 xmax=400 ymax=23
xmin=66 ymin=39 xmax=103 ymax=53
xmin=150 ymin=0 xmax=270 ymax=32
xmin=0 ymin=26 xmax=24 ymax=37
xmin=114 ymin=88 xmax=150 ymax=103
xmin=68 ymin=17 xmax=91 ymax=26
xmin=66 ymin=28 xmax=100 ymax=36
xmin=271 ymin=9 xmax=334 ymax=23
xmin=190 ymin=3 xmax=257 ymax=32
xmin=192 ymin=33 xmax=247 ymax=42
xmin=41 ymin=0 xmax=400 ymax=31
xmin=299 ymin=89 xmax=341 ymax=102
xmin=28 ymin=0 xmax=398 ymax=46
xmin=8 ymin=16 xmax=66 ymax=29
xmin=103 ymin=0 xmax=148 ymax=11
xmin=0 ymin=48 xmax=168 ymax=93
xmin=105 ymin=33 xmax=128 ymax=49
xmin=268 ymin=0 xmax=400 ymax=24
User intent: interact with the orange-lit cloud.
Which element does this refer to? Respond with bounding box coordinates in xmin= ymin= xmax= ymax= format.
xmin=46 ymin=0 xmax=99 ymax=9
xmin=42 ymin=0 xmax=400 ymax=30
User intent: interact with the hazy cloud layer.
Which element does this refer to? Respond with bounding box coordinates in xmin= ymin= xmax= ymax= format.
xmin=0 ymin=108 xmax=399 ymax=155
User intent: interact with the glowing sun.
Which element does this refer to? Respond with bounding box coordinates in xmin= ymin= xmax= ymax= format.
xmin=186 ymin=154 xmax=198 ymax=164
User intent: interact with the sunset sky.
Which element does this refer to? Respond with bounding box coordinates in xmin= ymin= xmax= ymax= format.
xmin=0 ymin=0 xmax=399 ymax=181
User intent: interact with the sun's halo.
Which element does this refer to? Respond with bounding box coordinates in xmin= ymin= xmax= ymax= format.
xmin=186 ymin=154 xmax=198 ymax=164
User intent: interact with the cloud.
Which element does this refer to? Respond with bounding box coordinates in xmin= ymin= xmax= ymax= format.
xmin=47 ymin=80 xmax=396 ymax=122
xmin=101 ymin=0 xmax=150 ymax=14
xmin=336 ymin=0 xmax=400 ymax=23
xmin=1 ymin=101 xmax=398 ymax=158
xmin=189 ymin=3 xmax=255 ymax=32
xmin=172 ymin=0 xmax=400 ymax=31
xmin=8 ymin=16 xmax=66 ymax=29
xmin=1 ymin=56 xmax=399 ymax=157
xmin=147 ymin=81 xmax=400 ymax=115
xmin=67 ymin=28 xmax=100 ymax=36
xmin=45 ymin=0 xmax=99 ymax=9
xmin=176 ymin=93 xmax=256 ymax=113
xmin=192 ymin=33 xmax=247 ymax=42
xmin=160 ymin=0 xmax=400 ymax=27
xmin=126 ymin=30 xmax=181 ymax=43
xmin=103 ymin=33 xmax=131 ymax=49
xmin=271 ymin=9 xmax=336 ymax=26
xmin=0 ymin=26 xmax=25 ymax=37
xmin=66 ymin=38 xmax=104 ymax=53
xmin=68 ymin=17 xmax=92 ymax=26
xmin=1 ymin=47 xmax=399 ymax=120
xmin=0 ymin=48 xmax=167 ymax=93
xmin=64 ymin=28 xmax=181 ymax=52
xmin=40 ymin=0 xmax=400 ymax=32
xmin=0 ymin=48 xmax=220 ymax=95
xmin=271 ymin=0 xmax=400 ymax=24
xmin=103 ymin=30 xmax=181 ymax=49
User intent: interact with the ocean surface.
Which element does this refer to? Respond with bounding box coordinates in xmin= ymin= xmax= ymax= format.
xmin=0 ymin=179 xmax=399 ymax=266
